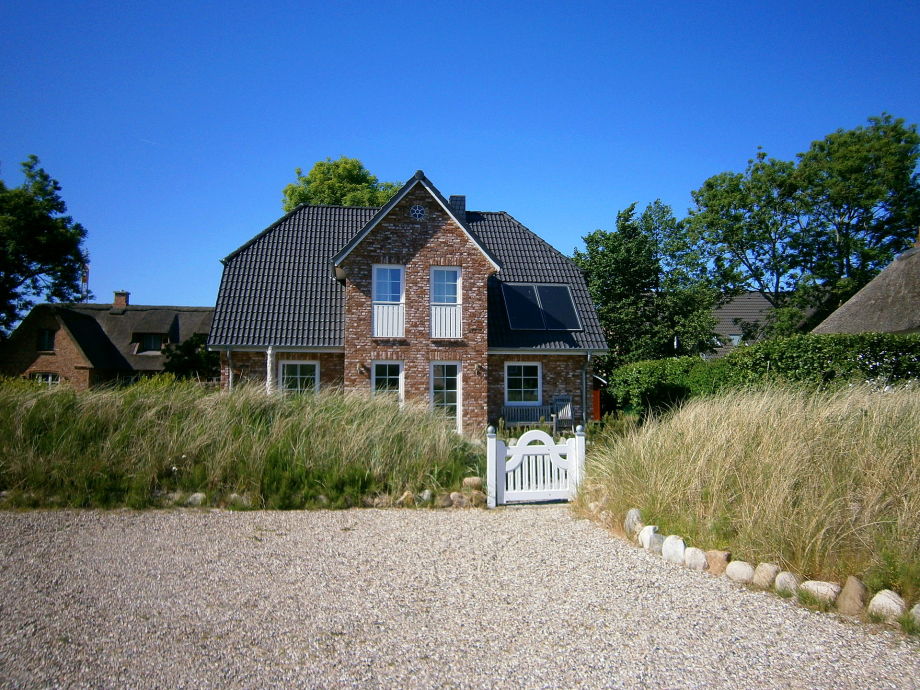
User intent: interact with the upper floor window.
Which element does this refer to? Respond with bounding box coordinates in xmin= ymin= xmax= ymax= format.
xmin=137 ymin=333 xmax=166 ymax=353
xmin=430 ymin=267 xmax=461 ymax=338
xmin=36 ymin=329 xmax=55 ymax=352
xmin=372 ymin=265 xmax=404 ymax=338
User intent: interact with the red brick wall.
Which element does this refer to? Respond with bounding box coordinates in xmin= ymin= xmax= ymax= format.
xmin=487 ymin=353 xmax=592 ymax=424
xmin=340 ymin=185 xmax=495 ymax=433
xmin=0 ymin=309 xmax=93 ymax=390
xmin=219 ymin=351 xmax=344 ymax=390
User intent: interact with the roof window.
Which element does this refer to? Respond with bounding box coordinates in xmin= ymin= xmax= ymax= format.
xmin=502 ymin=283 xmax=581 ymax=331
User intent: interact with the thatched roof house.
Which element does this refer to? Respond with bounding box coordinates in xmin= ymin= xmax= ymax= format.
xmin=812 ymin=243 xmax=920 ymax=335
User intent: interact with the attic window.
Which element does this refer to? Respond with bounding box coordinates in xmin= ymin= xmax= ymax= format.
xmin=501 ymin=283 xmax=582 ymax=331
xmin=409 ymin=204 xmax=426 ymax=220
xmin=137 ymin=333 xmax=166 ymax=353
xmin=37 ymin=329 xmax=55 ymax=352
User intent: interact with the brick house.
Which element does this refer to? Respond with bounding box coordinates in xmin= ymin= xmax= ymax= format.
xmin=208 ymin=171 xmax=607 ymax=432
xmin=0 ymin=291 xmax=213 ymax=389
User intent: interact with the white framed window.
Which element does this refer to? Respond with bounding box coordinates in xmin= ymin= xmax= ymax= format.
xmin=278 ymin=360 xmax=320 ymax=393
xmin=372 ymin=361 xmax=404 ymax=401
xmin=430 ymin=361 xmax=462 ymax=431
xmin=30 ymin=372 xmax=61 ymax=386
xmin=505 ymin=362 xmax=542 ymax=406
xmin=372 ymin=264 xmax=405 ymax=337
xmin=430 ymin=267 xmax=461 ymax=338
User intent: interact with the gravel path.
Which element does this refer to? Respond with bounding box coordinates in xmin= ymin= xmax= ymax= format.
xmin=0 ymin=507 xmax=917 ymax=688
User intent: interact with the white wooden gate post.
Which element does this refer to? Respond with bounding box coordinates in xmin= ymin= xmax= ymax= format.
xmin=486 ymin=426 xmax=505 ymax=508
xmin=568 ymin=425 xmax=586 ymax=498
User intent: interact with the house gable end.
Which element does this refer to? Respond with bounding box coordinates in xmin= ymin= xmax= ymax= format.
xmin=332 ymin=171 xmax=500 ymax=274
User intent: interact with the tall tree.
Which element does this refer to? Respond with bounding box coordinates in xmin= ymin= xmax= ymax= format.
xmin=689 ymin=114 xmax=920 ymax=334
xmin=0 ymin=156 xmax=89 ymax=336
xmin=574 ymin=201 xmax=718 ymax=374
xmin=282 ymin=157 xmax=400 ymax=211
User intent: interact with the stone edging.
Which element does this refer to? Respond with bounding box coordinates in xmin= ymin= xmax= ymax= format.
xmin=602 ymin=506 xmax=920 ymax=632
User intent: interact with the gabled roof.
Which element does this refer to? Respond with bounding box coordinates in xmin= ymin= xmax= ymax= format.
xmin=331 ymin=171 xmax=500 ymax=271
xmin=210 ymin=202 xmax=607 ymax=352
xmin=812 ymin=246 xmax=920 ymax=334
xmin=14 ymin=303 xmax=213 ymax=373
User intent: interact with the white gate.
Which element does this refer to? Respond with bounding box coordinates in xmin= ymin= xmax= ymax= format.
xmin=486 ymin=426 xmax=586 ymax=508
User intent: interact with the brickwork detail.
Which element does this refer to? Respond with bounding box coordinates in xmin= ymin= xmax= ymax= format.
xmin=219 ymin=351 xmax=345 ymax=390
xmin=0 ymin=309 xmax=93 ymax=390
xmin=487 ymin=354 xmax=593 ymax=424
xmin=340 ymin=185 xmax=495 ymax=433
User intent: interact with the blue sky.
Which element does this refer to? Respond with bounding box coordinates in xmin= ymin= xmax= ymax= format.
xmin=2 ymin=0 xmax=918 ymax=307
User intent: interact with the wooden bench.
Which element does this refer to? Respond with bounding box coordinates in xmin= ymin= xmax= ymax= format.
xmin=501 ymin=405 xmax=553 ymax=428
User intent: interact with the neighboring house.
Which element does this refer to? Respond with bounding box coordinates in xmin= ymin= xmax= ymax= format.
xmin=812 ymin=242 xmax=920 ymax=335
xmin=711 ymin=291 xmax=774 ymax=357
xmin=0 ymin=291 xmax=214 ymax=389
xmin=209 ymin=170 xmax=608 ymax=432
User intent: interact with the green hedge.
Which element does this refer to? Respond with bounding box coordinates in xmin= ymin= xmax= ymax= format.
xmin=608 ymin=333 xmax=920 ymax=412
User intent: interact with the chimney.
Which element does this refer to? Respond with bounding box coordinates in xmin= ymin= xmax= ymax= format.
xmin=112 ymin=290 xmax=130 ymax=313
xmin=448 ymin=195 xmax=466 ymax=220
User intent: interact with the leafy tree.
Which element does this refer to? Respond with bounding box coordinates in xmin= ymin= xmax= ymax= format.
xmin=163 ymin=333 xmax=219 ymax=381
xmin=574 ymin=201 xmax=718 ymax=375
xmin=282 ymin=157 xmax=401 ymax=211
xmin=0 ymin=156 xmax=89 ymax=336
xmin=689 ymin=114 xmax=920 ymax=335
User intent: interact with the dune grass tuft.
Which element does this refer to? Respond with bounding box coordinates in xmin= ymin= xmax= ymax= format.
xmin=578 ymin=384 xmax=920 ymax=602
xmin=0 ymin=377 xmax=482 ymax=509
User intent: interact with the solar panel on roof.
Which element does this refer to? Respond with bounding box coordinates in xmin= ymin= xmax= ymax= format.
xmin=502 ymin=283 xmax=546 ymax=329
xmin=537 ymin=285 xmax=581 ymax=330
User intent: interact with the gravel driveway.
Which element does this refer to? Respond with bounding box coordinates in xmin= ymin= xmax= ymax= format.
xmin=0 ymin=507 xmax=917 ymax=688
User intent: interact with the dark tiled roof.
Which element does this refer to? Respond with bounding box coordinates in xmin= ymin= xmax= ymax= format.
xmin=713 ymin=292 xmax=774 ymax=339
xmin=210 ymin=205 xmax=377 ymax=348
xmin=470 ymin=212 xmax=606 ymax=350
xmin=210 ymin=206 xmax=607 ymax=352
xmin=61 ymin=304 xmax=214 ymax=372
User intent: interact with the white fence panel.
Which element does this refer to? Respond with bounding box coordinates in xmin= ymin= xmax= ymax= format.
xmin=431 ymin=304 xmax=461 ymax=338
xmin=486 ymin=427 xmax=586 ymax=507
xmin=373 ymin=303 xmax=405 ymax=338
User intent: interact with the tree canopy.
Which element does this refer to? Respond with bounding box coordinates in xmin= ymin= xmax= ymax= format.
xmin=0 ymin=156 xmax=89 ymax=336
xmin=573 ymin=201 xmax=719 ymax=375
xmin=282 ymin=157 xmax=401 ymax=211
xmin=689 ymin=114 xmax=920 ymax=335
xmin=163 ymin=333 xmax=220 ymax=381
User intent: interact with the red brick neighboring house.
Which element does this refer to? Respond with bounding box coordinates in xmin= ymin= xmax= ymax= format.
xmin=0 ymin=291 xmax=214 ymax=389
xmin=208 ymin=171 xmax=608 ymax=433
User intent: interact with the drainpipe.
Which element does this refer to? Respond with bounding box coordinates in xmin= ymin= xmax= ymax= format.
xmin=266 ymin=346 xmax=275 ymax=394
xmin=227 ymin=348 xmax=235 ymax=391
xmin=581 ymin=353 xmax=590 ymax=424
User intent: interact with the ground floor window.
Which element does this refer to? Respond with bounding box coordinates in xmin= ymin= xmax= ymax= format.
xmin=30 ymin=372 xmax=61 ymax=387
xmin=431 ymin=362 xmax=460 ymax=422
xmin=279 ymin=361 xmax=319 ymax=393
xmin=505 ymin=362 xmax=541 ymax=405
xmin=372 ymin=361 xmax=403 ymax=401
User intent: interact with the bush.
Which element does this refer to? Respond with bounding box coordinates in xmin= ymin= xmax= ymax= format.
xmin=606 ymin=357 xmax=697 ymax=413
xmin=578 ymin=384 xmax=920 ymax=602
xmin=0 ymin=378 xmax=483 ymax=509
xmin=606 ymin=333 xmax=920 ymax=414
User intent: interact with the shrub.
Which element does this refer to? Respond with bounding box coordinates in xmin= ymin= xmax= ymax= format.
xmin=606 ymin=357 xmax=697 ymax=413
xmin=578 ymin=384 xmax=920 ymax=602
xmin=606 ymin=333 xmax=920 ymax=414
xmin=0 ymin=378 xmax=483 ymax=509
